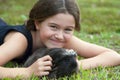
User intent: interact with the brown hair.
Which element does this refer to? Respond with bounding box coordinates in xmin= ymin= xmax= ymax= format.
xmin=26 ymin=0 xmax=80 ymax=31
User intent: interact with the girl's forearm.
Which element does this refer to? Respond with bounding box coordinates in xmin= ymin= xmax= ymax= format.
xmin=78 ymin=51 xmax=120 ymax=69
xmin=0 ymin=66 xmax=31 ymax=79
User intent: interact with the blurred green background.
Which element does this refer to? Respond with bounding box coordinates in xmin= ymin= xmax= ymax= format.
xmin=0 ymin=0 xmax=120 ymax=79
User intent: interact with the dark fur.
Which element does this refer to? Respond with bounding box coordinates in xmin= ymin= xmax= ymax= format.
xmin=24 ymin=48 xmax=78 ymax=79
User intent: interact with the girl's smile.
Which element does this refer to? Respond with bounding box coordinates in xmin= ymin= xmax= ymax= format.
xmin=49 ymin=38 xmax=65 ymax=46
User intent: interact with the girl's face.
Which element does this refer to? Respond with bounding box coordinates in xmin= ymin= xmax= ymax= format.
xmin=35 ymin=13 xmax=75 ymax=48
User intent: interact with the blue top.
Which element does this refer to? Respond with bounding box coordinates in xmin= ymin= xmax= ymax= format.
xmin=0 ymin=19 xmax=33 ymax=64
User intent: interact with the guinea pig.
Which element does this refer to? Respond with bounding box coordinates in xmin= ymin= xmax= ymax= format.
xmin=24 ymin=48 xmax=78 ymax=79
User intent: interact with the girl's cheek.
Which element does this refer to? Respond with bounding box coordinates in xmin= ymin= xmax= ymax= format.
xmin=64 ymin=34 xmax=73 ymax=41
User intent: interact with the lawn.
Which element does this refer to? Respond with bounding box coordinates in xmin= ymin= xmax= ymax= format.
xmin=0 ymin=0 xmax=120 ymax=80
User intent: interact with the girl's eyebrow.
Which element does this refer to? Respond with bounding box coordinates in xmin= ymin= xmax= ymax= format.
xmin=49 ymin=23 xmax=75 ymax=29
xmin=49 ymin=23 xmax=58 ymax=26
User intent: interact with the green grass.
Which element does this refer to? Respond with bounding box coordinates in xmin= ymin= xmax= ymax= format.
xmin=0 ymin=0 xmax=120 ymax=80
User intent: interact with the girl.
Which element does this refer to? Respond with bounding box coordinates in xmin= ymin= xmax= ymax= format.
xmin=0 ymin=0 xmax=120 ymax=78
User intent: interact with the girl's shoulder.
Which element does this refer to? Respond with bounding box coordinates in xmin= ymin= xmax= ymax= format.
xmin=0 ymin=24 xmax=33 ymax=63
xmin=0 ymin=24 xmax=32 ymax=45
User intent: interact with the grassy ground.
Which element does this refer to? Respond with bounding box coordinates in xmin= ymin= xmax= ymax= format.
xmin=0 ymin=0 xmax=120 ymax=80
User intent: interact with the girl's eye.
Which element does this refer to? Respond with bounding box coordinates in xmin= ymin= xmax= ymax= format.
xmin=50 ymin=25 xmax=57 ymax=29
xmin=65 ymin=29 xmax=72 ymax=31
xmin=50 ymin=25 xmax=58 ymax=30
xmin=65 ymin=28 xmax=74 ymax=34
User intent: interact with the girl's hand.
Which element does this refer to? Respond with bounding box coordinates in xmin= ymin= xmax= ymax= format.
xmin=76 ymin=59 xmax=81 ymax=70
xmin=28 ymin=55 xmax=52 ymax=77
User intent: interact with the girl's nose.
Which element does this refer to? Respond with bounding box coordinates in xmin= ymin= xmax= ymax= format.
xmin=54 ymin=31 xmax=64 ymax=40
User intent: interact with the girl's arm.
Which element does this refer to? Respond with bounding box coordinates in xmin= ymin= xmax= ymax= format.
xmin=0 ymin=31 xmax=28 ymax=65
xmin=0 ymin=31 xmax=30 ymax=78
xmin=0 ymin=66 xmax=31 ymax=78
xmin=0 ymin=31 xmax=52 ymax=78
xmin=65 ymin=36 xmax=120 ymax=69
xmin=0 ymin=55 xmax=52 ymax=79
xmin=78 ymin=51 xmax=120 ymax=69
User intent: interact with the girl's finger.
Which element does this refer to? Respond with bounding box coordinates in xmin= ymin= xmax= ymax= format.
xmin=43 ymin=61 xmax=52 ymax=66
xmin=42 ymin=55 xmax=52 ymax=61
xmin=38 ymin=65 xmax=51 ymax=71
xmin=39 ymin=71 xmax=49 ymax=76
xmin=44 ymin=66 xmax=52 ymax=71
xmin=39 ymin=55 xmax=52 ymax=61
